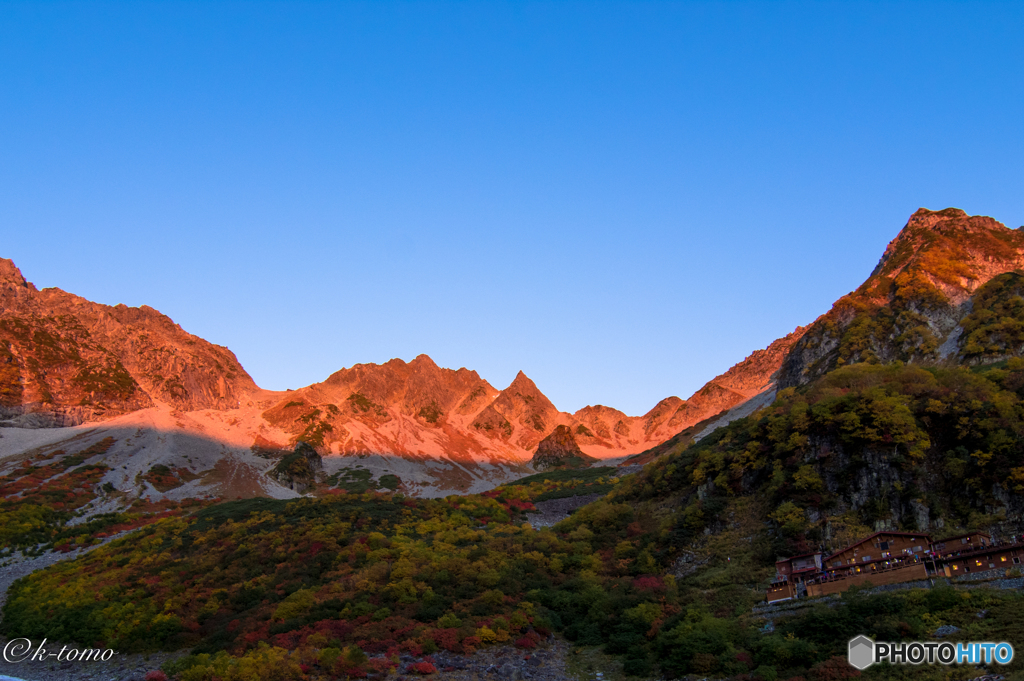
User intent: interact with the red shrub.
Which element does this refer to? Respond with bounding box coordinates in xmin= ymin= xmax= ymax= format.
xmin=313 ymin=619 xmax=356 ymax=640
xmin=810 ymin=657 xmax=861 ymax=681
xmin=144 ymin=672 xmax=168 ymax=681
xmin=369 ymin=658 xmax=397 ymax=673
xmin=408 ymin=662 xmax=437 ymax=675
xmin=632 ymin=575 xmax=665 ymax=592
xmin=401 ymin=639 xmax=423 ymax=656
xmin=514 ymin=636 xmax=537 ymax=649
xmin=506 ymin=498 xmax=536 ymax=511
xmin=360 ymin=639 xmax=390 ymax=654
xmin=431 ymin=628 xmax=461 ymax=652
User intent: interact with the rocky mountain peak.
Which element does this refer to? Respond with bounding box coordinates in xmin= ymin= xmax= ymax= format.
xmin=0 ymin=259 xmax=29 ymax=287
xmin=530 ymin=424 xmax=596 ymax=471
xmin=781 ymin=208 xmax=1024 ymax=387
xmin=908 ymin=206 xmax=968 ymax=226
xmin=410 ymin=353 xmax=439 ymax=368
xmin=0 ymin=259 xmax=37 ymax=305
xmin=0 ymin=257 xmax=259 ymax=424
xmin=496 ymin=371 xmax=555 ymax=410
xmin=508 ymin=370 xmax=534 ymax=388
xmin=649 ymin=396 xmax=684 ymax=411
xmin=868 ymin=208 xmax=1021 ymax=288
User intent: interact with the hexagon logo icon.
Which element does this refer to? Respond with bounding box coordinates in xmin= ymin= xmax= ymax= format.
xmin=848 ymin=635 xmax=874 ymax=670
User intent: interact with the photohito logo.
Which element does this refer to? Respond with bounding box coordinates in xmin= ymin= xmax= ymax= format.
xmin=848 ymin=635 xmax=1014 ymax=670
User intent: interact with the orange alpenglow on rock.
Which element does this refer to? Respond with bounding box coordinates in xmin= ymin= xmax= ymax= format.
xmin=0 ymin=246 xmax=808 ymax=498
xmin=779 ymin=208 xmax=1024 ymax=388
xmin=0 ymin=257 xmax=257 ymax=427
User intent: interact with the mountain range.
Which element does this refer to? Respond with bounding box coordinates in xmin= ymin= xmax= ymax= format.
xmin=5 ymin=206 xmax=1024 ymax=681
xmin=0 ymin=256 xmax=802 ymax=499
xmin=2 ymin=206 xmax=1022 ymax=503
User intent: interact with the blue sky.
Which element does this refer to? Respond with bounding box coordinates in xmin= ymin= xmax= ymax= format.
xmin=2 ymin=1 xmax=1022 ymax=415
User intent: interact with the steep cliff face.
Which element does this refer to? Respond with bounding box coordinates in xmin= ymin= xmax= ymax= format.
xmin=780 ymin=209 xmax=1024 ymax=387
xmin=0 ymin=259 xmax=256 ymax=425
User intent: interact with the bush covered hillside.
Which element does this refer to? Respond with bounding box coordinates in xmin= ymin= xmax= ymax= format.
xmin=5 ymin=360 xmax=1024 ymax=680
xmin=619 ymin=361 xmax=1024 ymax=553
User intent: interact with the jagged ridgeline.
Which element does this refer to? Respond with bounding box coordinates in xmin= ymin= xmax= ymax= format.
xmin=0 ymin=252 xmax=807 ymax=498
xmin=6 ymin=208 xmax=1024 ymax=681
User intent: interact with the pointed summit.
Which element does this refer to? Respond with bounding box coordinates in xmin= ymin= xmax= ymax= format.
xmin=781 ymin=208 xmax=1024 ymax=387
xmin=507 ymin=370 xmax=534 ymax=388
xmin=0 ymin=258 xmax=33 ymax=293
xmin=498 ymin=370 xmax=554 ymax=409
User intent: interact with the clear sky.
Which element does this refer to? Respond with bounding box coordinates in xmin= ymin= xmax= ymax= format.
xmin=2 ymin=2 xmax=1022 ymax=415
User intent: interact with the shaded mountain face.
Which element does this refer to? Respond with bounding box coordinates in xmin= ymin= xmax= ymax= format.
xmin=612 ymin=207 xmax=1024 ymax=558
xmin=530 ymin=424 xmax=597 ymax=470
xmin=780 ymin=208 xmax=1024 ymax=387
xmin=0 ymin=259 xmax=258 ymax=426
